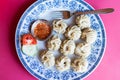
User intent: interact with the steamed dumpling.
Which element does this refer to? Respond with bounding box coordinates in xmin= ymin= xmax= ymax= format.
xmin=55 ymin=55 xmax=71 ymax=72
xmin=71 ymin=57 xmax=88 ymax=73
xmin=75 ymin=42 xmax=91 ymax=57
xmin=47 ymin=35 xmax=61 ymax=50
xmin=60 ymin=40 xmax=75 ymax=55
xmin=76 ymin=14 xmax=91 ymax=29
xmin=53 ymin=19 xmax=68 ymax=34
xmin=81 ymin=27 xmax=97 ymax=44
xmin=65 ymin=25 xmax=81 ymax=40
xmin=40 ymin=50 xmax=55 ymax=68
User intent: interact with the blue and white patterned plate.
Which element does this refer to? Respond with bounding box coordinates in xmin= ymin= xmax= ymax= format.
xmin=15 ymin=0 xmax=106 ymax=80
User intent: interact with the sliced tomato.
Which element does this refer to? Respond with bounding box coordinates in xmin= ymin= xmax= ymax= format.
xmin=21 ymin=33 xmax=37 ymax=45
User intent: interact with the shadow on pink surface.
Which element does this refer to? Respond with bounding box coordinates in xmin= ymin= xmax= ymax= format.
xmin=6 ymin=0 xmax=37 ymax=80
xmin=9 ymin=0 xmax=36 ymax=65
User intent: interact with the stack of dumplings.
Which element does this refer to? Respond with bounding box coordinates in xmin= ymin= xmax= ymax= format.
xmin=39 ymin=14 xmax=97 ymax=73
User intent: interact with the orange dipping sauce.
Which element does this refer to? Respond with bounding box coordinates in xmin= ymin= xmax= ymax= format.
xmin=34 ymin=21 xmax=51 ymax=40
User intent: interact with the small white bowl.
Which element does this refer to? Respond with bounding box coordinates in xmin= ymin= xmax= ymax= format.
xmin=31 ymin=19 xmax=52 ymax=41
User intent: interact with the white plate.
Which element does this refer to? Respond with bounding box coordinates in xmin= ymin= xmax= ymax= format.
xmin=15 ymin=0 xmax=106 ymax=80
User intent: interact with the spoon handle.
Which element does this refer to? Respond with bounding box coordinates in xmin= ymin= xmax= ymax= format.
xmin=73 ymin=8 xmax=114 ymax=15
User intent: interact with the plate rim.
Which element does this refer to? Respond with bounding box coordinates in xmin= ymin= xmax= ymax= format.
xmin=15 ymin=0 xmax=106 ymax=80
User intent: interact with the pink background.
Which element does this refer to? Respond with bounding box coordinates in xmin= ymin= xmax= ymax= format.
xmin=0 ymin=0 xmax=120 ymax=80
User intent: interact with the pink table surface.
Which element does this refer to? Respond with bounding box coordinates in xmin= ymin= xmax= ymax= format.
xmin=0 ymin=0 xmax=120 ymax=80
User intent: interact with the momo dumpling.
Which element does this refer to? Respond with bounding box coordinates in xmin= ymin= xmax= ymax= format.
xmin=65 ymin=25 xmax=81 ymax=40
xmin=55 ymin=55 xmax=71 ymax=72
xmin=81 ymin=27 xmax=97 ymax=44
xmin=40 ymin=50 xmax=55 ymax=68
xmin=53 ymin=19 xmax=68 ymax=34
xmin=71 ymin=57 xmax=88 ymax=73
xmin=47 ymin=35 xmax=61 ymax=50
xmin=60 ymin=40 xmax=75 ymax=55
xmin=76 ymin=14 xmax=91 ymax=29
xmin=75 ymin=42 xmax=91 ymax=57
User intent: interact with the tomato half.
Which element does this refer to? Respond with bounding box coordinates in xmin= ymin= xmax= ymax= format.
xmin=21 ymin=33 xmax=37 ymax=45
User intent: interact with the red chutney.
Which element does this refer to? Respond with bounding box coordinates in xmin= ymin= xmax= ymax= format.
xmin=34 ymin=21 xmax=51 ymax=40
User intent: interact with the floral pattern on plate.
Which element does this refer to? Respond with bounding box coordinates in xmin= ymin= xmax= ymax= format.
xmin=15 ymin=0 xmax=106 ymax=80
